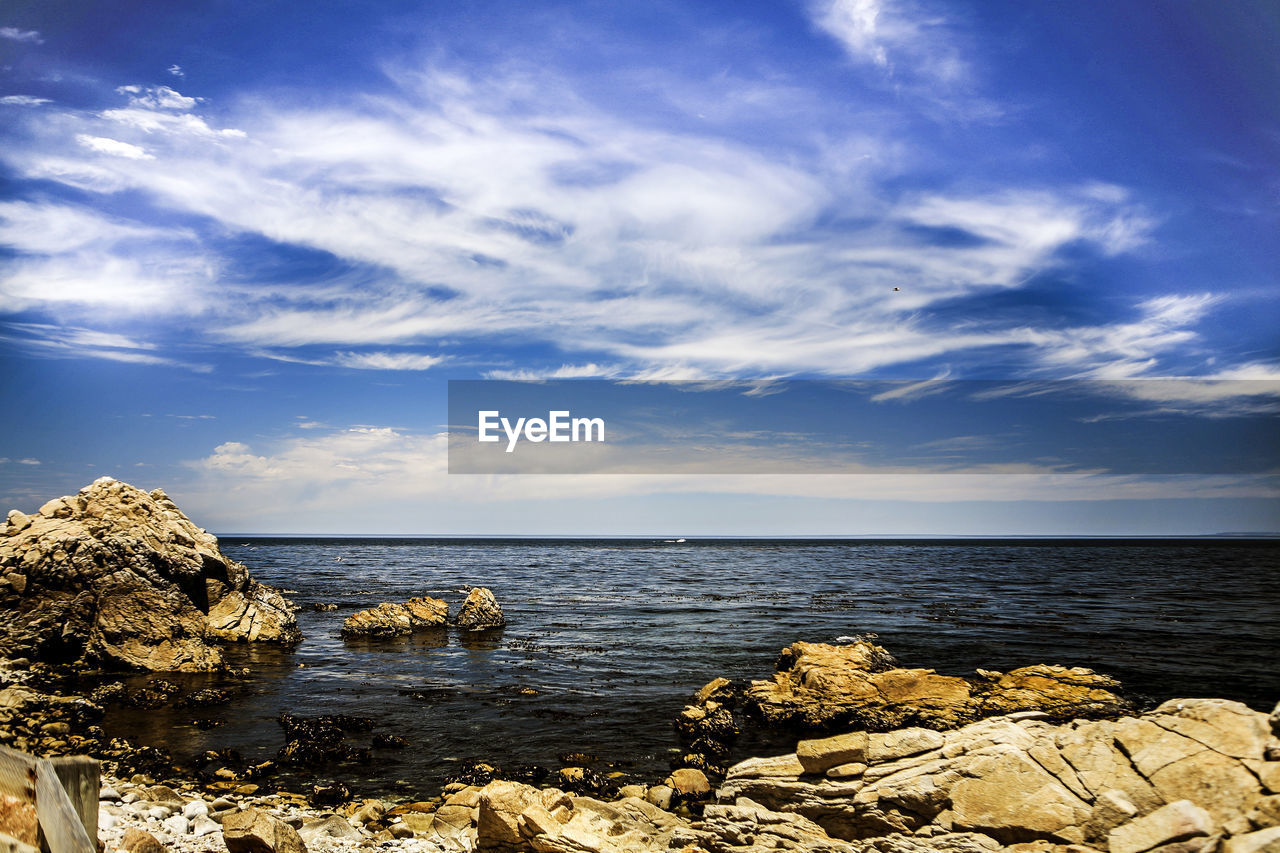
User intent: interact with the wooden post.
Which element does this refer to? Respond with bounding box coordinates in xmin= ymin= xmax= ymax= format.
xmin=0 ymin=748 xmax=95 ymax=853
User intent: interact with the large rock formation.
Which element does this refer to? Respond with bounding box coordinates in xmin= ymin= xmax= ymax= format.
xmin=417 ymin=698 xmax=1280 ymax=853
xmin=340 ymin=597 xmax=448 ymax=639
xmin=720 ymin=697 xmax=1280 ymax=850
xmin=744 ymin=640 xmax=1130 ymax=732
xmin=0 ymin=477 xmax=299 ymax=672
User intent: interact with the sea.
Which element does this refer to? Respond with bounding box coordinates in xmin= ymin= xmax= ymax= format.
xmin=97 ymin=538 xmax=1280 ymax=799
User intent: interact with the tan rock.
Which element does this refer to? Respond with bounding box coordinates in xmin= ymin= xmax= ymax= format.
xmin=1224 ymin=827 xmax=1280 ymax=853
xmin=939 ymin=746 xmax=1092 ymax=842
xmin=222 ymin=806 xmax=308 ymax=853
xmin=798 ymin=731 xmax=870 ymax=774
xmin=1109 ymin=800 xmax=1216 ymax=853
xmin=666 ymin=768 xmax=711 ymax=797
xmin=867 ymin=727 xmax=945 ymax=763
xmin=0 ymin=478 xmax=299 ymax=670
xmin=121 ymin=827 xmax=164 ymax=853
xmin=456 ymin=587 xmax=505 ymax=630
xmin=743 ymin=641 xmax=1127 ymax=733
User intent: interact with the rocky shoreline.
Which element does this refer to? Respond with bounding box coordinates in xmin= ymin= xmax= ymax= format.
xmin=2 ymin=480 xmax=1278 ymax=852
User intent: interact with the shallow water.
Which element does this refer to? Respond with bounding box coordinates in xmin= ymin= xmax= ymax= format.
xmin=99 ymin=538 xmax=1280 ymax=798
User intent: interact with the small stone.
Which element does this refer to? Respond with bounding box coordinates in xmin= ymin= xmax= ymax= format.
xmin=100 ymin=786 xmax=121 ymax=801
xmin=617 ymin=785 xmax=646 ymax=799
xmin=211 ymin=797 xmax=237 ymax=811
xmin=183 ymin=799 xmax=210 ymax=819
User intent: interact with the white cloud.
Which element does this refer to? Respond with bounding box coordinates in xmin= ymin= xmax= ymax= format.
xmin=0 ymin=27 xmax=42 ymax=44
xmin=333 ymin=351 xmax=444 ymax=370
xmin=167 ymin=65 xmax=185 ymax=78
xmin=811 ymin=0 xmax=889 ymax=67
xmin=178 ymin=424 xmax=1277 ymax=530
xmin=116 ymin=85 xmax=200 ymax=110
xmin=17 ymin=459 xmax=41 ymax=466
xmin=808 ymin=0 xmax=971 ymax=90
xmin=0 ymin=95 xmax=50 ymax=107
xmin=0 ymin=66 xmax=1223 ymax=381
xmin=75 ymin=134 xmax=153 ymax=160
xmin=486 ymin=363 xmax=618 ymax=380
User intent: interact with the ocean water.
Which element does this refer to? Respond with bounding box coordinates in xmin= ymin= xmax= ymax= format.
xmin=99 ymin=539 xmax=1280 ymax=798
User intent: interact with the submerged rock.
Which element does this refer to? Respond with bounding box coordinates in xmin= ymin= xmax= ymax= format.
xmin=0 ymin=477 xmax=300 ymax=671
xmin=744 ymin=640 xmax=1129 ymax=732
xmin=339 ymin=596 xmax=448 ymax=639
xmin=455 ymin=586 xmax=505 ymax=631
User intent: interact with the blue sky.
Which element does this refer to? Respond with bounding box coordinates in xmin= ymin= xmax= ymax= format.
xmin=1 ymin=0 xmax=1277 ymax=534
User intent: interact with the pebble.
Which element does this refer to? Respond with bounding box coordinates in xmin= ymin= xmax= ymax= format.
xmin=121 ymin=792 xmax=140 ymax=804
xmin=100 ymin=786 xmax=122 ymax=801
xmin=183 ymin=800 xmax=209 ymax=819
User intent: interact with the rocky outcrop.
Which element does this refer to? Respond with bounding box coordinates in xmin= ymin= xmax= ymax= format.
xmin=720 ymin=697 xmax=1280 ymax=849
xmin=745 ymin=640 xmax=1129 ymax=732
xmin=0 ymin=477 xmax=299 ymax=672
xmin=456 ymin=587 xmax=505 ymax=631
xmin=340 ymin=597 xmax=448 ymax=639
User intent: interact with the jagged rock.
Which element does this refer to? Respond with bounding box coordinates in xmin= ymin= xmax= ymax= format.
xmin=0 ymin=478 xmax=299 ymax=671
xmin=222 ymin=806 xmax=308 ymax=853
xmin=298 ymin=814 xmax=362 ymax=843
xmin=744 ymin=641 xmax=1129 ymax=732
xmin=720 ymin=698 xmax=1277 ymax=850
xmin=340 ymin=596 xmax=447 ymax=639
xmin=456 ymin=587 xmax=505 ymax=631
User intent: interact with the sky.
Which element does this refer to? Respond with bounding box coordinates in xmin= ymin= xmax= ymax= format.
xmin=0 ymin=0 xmax=1278 ymax=535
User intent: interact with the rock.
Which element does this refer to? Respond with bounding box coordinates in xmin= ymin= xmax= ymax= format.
xmin=183 ymin=799 xmax=210 ymax=819
xmin=1110 ymin=801 xmax=1216 ymax=853
xmin=340 ymin=596 xmax=447 ymax=639
xmin=192 ymin=815 xmax=221 ymax=836
xmin=162 ymin=813 xmax=190 ymax=834
xmin=799 ymin=732 xmax=870 ymax=774
xmin=743 ymin=641 xmax=1128 ymax=732
xmin=645 ymin=785 xmax=674 ymax=810
xmin=720 ymin=698 xmax=1275 ymax=849
xmin=1225 ymin=828 xmax=1280 ymax=853
xmin=0 ymin=478 xmax=300 ymax=670
xmin=666 ymin=768 xmax=711 ymax=797
xmin=455 ymin=587 xmax=505 ymax=631
xmin=298 ymin=814 xmax=362 ymax=843
xmin=120 ymin=827 xmax=164 ymax=853
xmin=222 ymin=806 xmax=308 ymax=853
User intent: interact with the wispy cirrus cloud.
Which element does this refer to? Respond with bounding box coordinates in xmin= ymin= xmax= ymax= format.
xmin=0 ymin=95 xmax=50 ymax=107
xmin=0 ymin=58 xmax=1227 ymax=383
xmin=0 ymin=27 xmax=42 ymax=44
